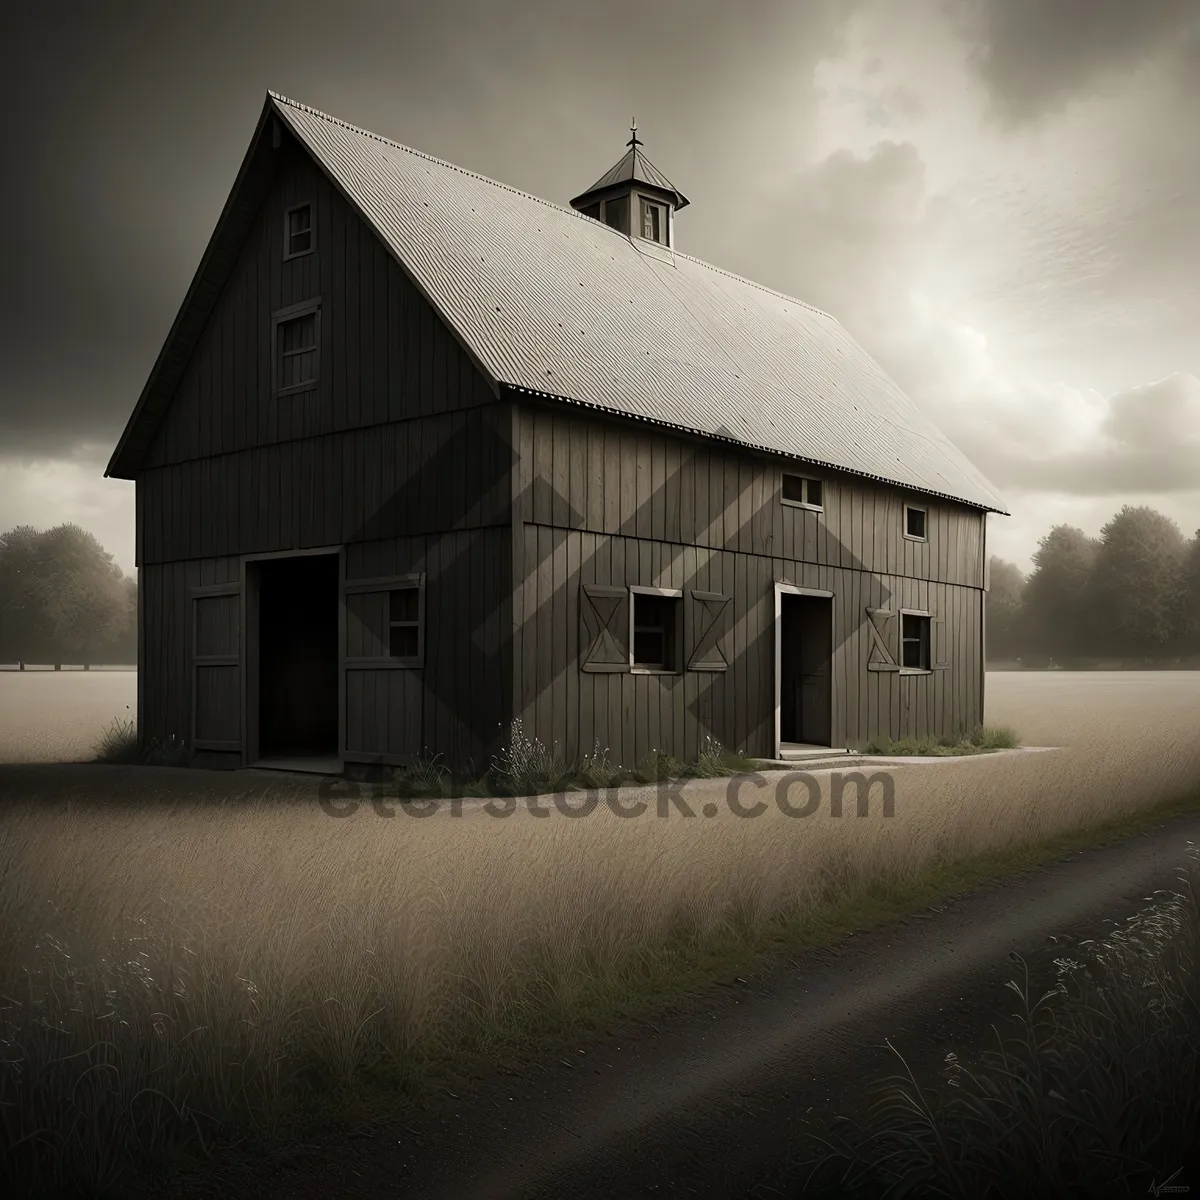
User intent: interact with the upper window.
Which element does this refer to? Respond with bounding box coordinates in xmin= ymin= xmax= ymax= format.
xmin=630 ymin=587 xmax=682 ymax=672
xmin=580 ymin=201 xmax=601 ymax=220
xmin=781 ymin=473 xmax=823 ymax=511
xmin=904 ymin=504 xmax=927 ymax=541
xmin=285 ymin=203 xmax=314 ymax=258
xmin=273 ymin=302 xmax=320 ymax=394
xmin=640 ymin=197 xmax=667 ymax=244
xmin=900 ymin=612 xmax=931 ymax=671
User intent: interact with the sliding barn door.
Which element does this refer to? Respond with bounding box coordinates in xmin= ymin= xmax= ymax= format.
xmin=190 ymin=582 xmax=241 ymax=754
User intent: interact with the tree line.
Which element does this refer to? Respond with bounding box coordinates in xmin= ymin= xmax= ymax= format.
xmin=0 ymin=525 xmax=137 ymax=665
xmin=986 ymin=505 xmax=1200 ymax=665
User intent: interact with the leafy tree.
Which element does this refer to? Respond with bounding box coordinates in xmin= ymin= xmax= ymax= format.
xmin=1083 ymin=506 xmax=1186 ymax=659
xmin=0 ymin=524 xmax=133 ymax=664
xmin=0 ymin=525 xmax=52 ymax=660
xmin=985 ymin=556 xmax=1025 ymax=661
xmin=1177 ymin=530 xmax=1200 ymax=653
xmin=1021 ymin=525 xmax=1099 ymax=660
xmin=36 ymin=525 xmax=128 ymax=664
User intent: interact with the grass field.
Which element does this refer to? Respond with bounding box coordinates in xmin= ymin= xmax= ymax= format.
xmin=1 ymin=671 xmax=1198 ymax=1195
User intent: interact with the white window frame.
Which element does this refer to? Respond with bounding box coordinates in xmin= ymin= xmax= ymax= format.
xmin=628 ymin=585 xmax=684 ymax=674
xmin=903 ymin=503 xmax=928 ymax=542
xmin=781 ymin=472 xmax=824 ymax=512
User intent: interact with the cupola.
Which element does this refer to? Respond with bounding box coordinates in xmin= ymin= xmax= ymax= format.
xmin=570 ymin=120 xmax=688 ymax=248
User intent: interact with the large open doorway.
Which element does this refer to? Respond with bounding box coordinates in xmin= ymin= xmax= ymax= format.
xmin=251 ymin=552 xmax=340 ymax=772
xmin=776 ymin=586 xmax=834 ymax=755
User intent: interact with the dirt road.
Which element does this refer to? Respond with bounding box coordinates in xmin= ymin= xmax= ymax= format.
xmin=246 ymin=811 xmax=1200 ymax=1199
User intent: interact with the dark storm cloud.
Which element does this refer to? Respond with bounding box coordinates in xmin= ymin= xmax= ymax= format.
xmin=0 ymin=0 xmax=848 ymax=462
xmin=965 ymin=0 xmax=1200 ymax=122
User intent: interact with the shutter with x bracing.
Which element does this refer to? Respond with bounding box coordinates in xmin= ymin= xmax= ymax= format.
xmin=580 ymin=584 xmax=629 ymax=672
xmin=865 ymin=607 xmax=900 ymax=672
xmin=687 ymin=590 xmax=731 ymax=671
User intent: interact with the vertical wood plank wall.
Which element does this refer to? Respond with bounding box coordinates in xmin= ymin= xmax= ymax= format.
xmin=510 ymin=401 xmax=988 ymax=764
xmin=133 ymin=133 xmax=990 ymax=773
xmin=136 ymin=142 xmax=513 ymax=768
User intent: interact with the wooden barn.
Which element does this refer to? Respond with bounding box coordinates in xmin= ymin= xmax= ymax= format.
xmin=106 ymin=92 xmax=1007 ymax=775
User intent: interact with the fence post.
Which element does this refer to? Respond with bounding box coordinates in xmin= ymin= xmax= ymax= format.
xmin=18 ymin=661 xmax=24 ymax=671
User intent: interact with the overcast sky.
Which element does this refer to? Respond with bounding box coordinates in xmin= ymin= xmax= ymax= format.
xmin=3 ymin=0 xmax=1198 ymax=574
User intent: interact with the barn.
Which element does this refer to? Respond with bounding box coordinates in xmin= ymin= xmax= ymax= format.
xmin=106 ymin=91 xmax=1007 ymax=775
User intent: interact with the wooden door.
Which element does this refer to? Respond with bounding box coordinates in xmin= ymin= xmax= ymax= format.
xmin=190 ymin=583 xmax=241 ymax=754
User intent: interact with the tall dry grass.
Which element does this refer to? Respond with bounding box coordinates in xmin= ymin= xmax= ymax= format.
xmin=2 ymin=673 xmax=1199 ymax=1194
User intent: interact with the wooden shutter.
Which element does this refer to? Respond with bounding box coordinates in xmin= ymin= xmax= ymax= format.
xmin=865 ymin=607 xmax=900 ymax=672
xmin=932 ymin=615 xmax=950 ymax=670
xmin=580 ymin=584 xmax=629 ymax=672
xmin=687 ymin=590 xmax=730 ymax=671
xmin=191 ymin=583 xmax=241 ymax=752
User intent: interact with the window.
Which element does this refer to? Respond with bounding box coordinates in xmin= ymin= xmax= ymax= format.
xmin=285 ymin=203 xmax=314 ymax=258
xmin=900 ymin=611 xmax=931 ymax=671
xmin=581 ymin=201 xmax=601 ymax=220
xmin=640 ymin=197 xmax=666 ymax=244
xmin=603 ymin=194 xmax=630 ymax=234
xmin=388 ymin=586 xmax=420 ymax=658
xmin=630 ymin=587 xmax=682 ymax=671
xmin=343 ymin=572 xmax=426 ymax=667
xmin=904 ymin=504 xmax=927 ymax=540
xmin=273 ymin=301 xmax=320 ymax=394
xmin=781 ymin=473 xmax=823 ymax=510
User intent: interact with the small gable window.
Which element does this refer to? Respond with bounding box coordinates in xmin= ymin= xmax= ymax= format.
xmin=904 ymin=504 xmax=927 ymax=541
xmin=285 ymin=203 xmax=314 ymax=259
xmin=273 ymin=301 xmax=320 ymax=394
xmin=781 ymin=473 xmax=823 ymax=511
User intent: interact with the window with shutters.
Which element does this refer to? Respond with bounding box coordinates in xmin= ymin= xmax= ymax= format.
xmin=629 ymin=587 xmax=683 ymax=673
xmin=899 ymin=610 xmax=931 ymax=672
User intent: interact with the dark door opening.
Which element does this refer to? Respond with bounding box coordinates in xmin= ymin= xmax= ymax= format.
xmin=779 ymin=592 xmax=833 ymax=746
xmin=257 ymin=554 xmax=339 ymax=759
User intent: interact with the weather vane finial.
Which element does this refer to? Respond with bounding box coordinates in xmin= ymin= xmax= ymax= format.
xmin=627 ymin=118 xmax=642 ymax=149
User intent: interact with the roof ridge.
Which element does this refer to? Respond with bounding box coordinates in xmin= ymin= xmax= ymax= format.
xmin=268 ymin=90 xmax=837 ymax=324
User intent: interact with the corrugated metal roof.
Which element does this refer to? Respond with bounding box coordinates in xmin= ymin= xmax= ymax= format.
xmin=271 ymin=93 xmax=1008 ymax=514
xmin=571 ymin=144 xmax=690 ymax=210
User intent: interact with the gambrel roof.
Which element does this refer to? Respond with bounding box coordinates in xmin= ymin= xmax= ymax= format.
xmin=108 ymin=92 xmax=1007 ymax=514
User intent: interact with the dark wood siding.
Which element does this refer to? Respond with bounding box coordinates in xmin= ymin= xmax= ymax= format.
xmin=510 ymin=401 xmax=987 ymax=765
xmin=134 ymin=137 xmax=512 ymax=771
xmin=342 ymin=529 xmax=512 ymax=768
xmin=512 ymin=401 xmax=985 ymax=589
xmin=139 ymin=403 xmax=511 ymax=564
xmin=143 ymin=143 xmax=493 ymax=471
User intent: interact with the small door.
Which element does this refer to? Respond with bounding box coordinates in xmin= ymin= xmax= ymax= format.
xmin=191 ymin=583 xmax=241 ymax=753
